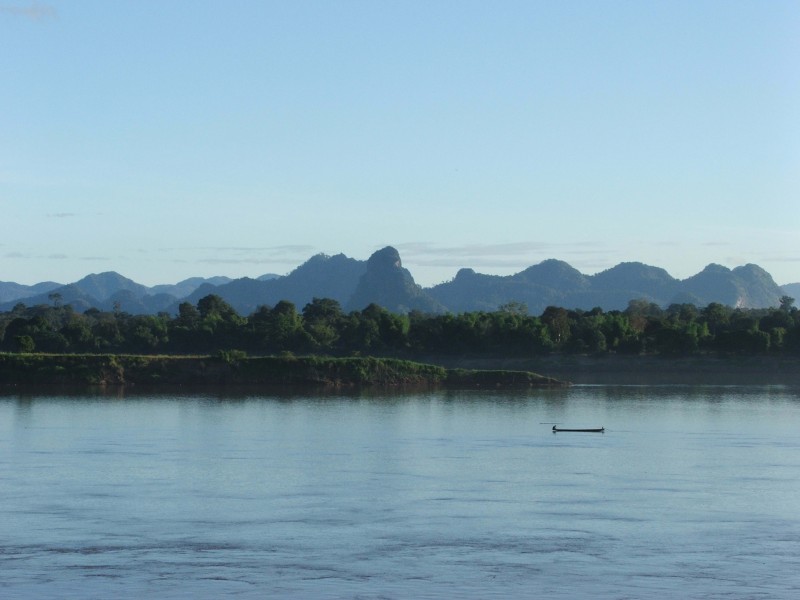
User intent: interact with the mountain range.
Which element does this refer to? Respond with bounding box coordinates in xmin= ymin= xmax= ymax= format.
xmin=1 ymin=246 xmax=795 ymax=316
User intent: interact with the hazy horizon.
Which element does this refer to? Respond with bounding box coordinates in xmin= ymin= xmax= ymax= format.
xmin=2 ymin=1 xmax=798 ymax=287
xmin=3 ymin=248 xmax=798 ymax=290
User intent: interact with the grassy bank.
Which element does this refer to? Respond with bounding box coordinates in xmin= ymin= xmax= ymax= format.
xmin=419 ymin=354 xmax=800 ymax=385
xmin=0 ymin=353 xmax=566 ymax=388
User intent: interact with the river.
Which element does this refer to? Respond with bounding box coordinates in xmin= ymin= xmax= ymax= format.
xmin=1 ymin=385 xmax=799 ymax=599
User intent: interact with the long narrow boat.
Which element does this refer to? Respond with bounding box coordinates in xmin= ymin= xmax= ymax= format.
xmin=552 ymin=425 xmax=604 ymax=433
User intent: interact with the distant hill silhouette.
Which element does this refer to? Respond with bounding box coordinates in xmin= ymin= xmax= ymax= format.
xmin=430 ymin=260 xmax=784 ymax=314
xmin=676 ymin=264 xmax=782 ymax=308
xmin=347 ymin=246 xmax=444 ymax=313
xmin=70 ymin=272 xmax=149 ymax=301
xmin=0 ymin=280 xmax=62 ymax=304
xmin=150 ymin=276 xmax=233 ymax=298
xmin=589 ymin=262 xmax=678 ymax=306
xmin=0 ymin=274 xmax=227 ymax=314
xmin=179 ymin=253 xmax=366 ymax=315
xmin=782 ymin=282 xmax=800 ymax=300
xmin=0 ymin=248 xmax=789 ymax=315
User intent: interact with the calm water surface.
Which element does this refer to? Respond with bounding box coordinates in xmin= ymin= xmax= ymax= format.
xmin=1 ymin=385 xmax=799 ymax=599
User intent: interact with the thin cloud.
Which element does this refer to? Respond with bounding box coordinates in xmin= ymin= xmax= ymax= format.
xmin=7 ymin=251 xmax=104 ymax=262
xmin=393 ymin=241 xmax=610 ymax=268
xmin=47 ymin=212 xmax=77 ymax=218
xmin=775 ymin=257 xmax=800 ymax=264
xmin=752 ymin=253 xmax=800 ymax=264
xmin=149 ymin=247 xmax=312 ymax=265
xmin=181 ymin=245 xmax=320 ymax=266
xmin=160 ymin=245 xmax=317 ymax=256
xmin=164 ymin=245 xmax=319 ymax=268
xmin=205 ymin=245 xmax=317 ymax=256
xmin=0 ymin=2 xmax=57 ymax=21
xmin=197 ymin=258 xmax=293 ymax=265
xmin=393 ymin=242 xmax=554 ymax=258
xmin=399 ymin=255 xmax=529 ymax=269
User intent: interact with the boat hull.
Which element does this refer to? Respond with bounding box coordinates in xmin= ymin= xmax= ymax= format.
xmin=552 ymin=426 xmax=604 ymax=433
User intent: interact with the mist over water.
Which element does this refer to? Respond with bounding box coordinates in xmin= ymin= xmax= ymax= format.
xmin=2 ymin=386 xmax=799 ymax=599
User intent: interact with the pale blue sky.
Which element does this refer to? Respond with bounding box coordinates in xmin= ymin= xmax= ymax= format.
xmin=1 ymin=0 xmax=798 ymax=287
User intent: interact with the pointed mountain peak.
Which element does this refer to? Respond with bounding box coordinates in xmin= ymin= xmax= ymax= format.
xmin=367 ymin=246 xmax=403 ymax=269
xmin=347 ymin=247 xmax=442 ymax=313
xmin=454 ymin=268 xmax=477 ymax=280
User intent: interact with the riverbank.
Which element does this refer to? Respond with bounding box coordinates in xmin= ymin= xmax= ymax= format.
xmin=0 ymin=353 xmax=566 ymax=388
xmin=420 ymin=354 xmax=800 ymax=385
xmin=3 ymin=352 xmax=797 ymax=388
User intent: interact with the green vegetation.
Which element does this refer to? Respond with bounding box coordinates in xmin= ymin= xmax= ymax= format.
xmin=0 ymin=294 xmax=798 ymax=360
xmin=0 ymin=353 xmax=563 ymax=388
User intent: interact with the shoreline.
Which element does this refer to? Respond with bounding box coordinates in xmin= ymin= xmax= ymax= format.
xmin=418 ymin=354 xmax=800 ymax=385
xmin=1 ymin=352 xmax=798 ymax=389
xmin=0 ymin=354 xmax=566 ymax=389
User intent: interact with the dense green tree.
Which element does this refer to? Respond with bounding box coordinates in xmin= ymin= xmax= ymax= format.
xmin=60 ymin=314 xmax=94 ymax=352
xmin=91 ymin=315 xmax=124 ymax=352
xmin=541 ymin=306 xmax=571 ymax=348
xmin=193 ymin=295 xmax=246 ymax=352
xmin=245 ymin=301 xmax=312 ymax=353
xmin=342 ymin=304 xmax=408 ymax=353
xmin=1 ymin=295 xmax=798 ymax=359
xmin=701 ymin=302 xmax=730 ymax=336
xmin=176 ymin=302 xmax=201 ymax=328
xmin=302 ymin=298 xmax=345 ymax=351
xmin=1 ymin=318 xmax=32 ymax=351
xmin=15 ymin=334 xmax=35 ymax=353
xmin=168 ymin=302 xmax=204 ymax=353
xmin=125 ymin=315 xmax=169 ymax=353
xmin=198 ymin=295 xmax=238 ymax=320
xmin=569 ymin=319 xmax=607 ymax=354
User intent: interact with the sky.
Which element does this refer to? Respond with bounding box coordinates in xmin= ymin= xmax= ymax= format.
xmin=1 ymin=1 xmax=798 ymax=288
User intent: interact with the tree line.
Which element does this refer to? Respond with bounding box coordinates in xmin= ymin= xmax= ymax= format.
xmin=0 ymin=294 xmax=798 ymax=358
